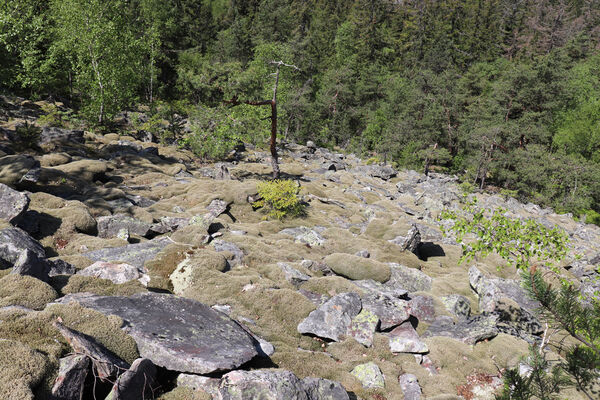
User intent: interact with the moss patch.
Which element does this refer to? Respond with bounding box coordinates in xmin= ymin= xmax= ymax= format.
xmin=324 ymin=253 xmax=391 ymax=283
xmin=157 ymin=387 xmax=210 ymax=400
xmin=59 ymin=275 xmax=147 ymax=297
xmin=145 ymin=243 xmax=190 ymax=290
xmin=301 ymin=276 xmax=363 ymax=297
xmin=0 ymin=274 xmax=58 ymax=310
xmin=0 ymin=339 xmax=51 ymax=400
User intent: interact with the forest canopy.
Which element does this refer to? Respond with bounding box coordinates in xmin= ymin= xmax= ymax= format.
xmin=2 ymin=0 xmax=600 ymax=220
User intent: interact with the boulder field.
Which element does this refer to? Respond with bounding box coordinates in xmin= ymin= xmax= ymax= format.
xmin=0 ymin=99 xmax=599 ymax=399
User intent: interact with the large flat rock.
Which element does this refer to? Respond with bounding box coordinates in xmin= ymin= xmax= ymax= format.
xmin=83 ymin=238 xmax=169 ymax=269
xmin=53 ymin=292 xmax=261 ymax=374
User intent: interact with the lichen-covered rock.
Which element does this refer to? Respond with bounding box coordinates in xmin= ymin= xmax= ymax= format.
xmin=350 ymin=362 xmax=385 ymax=389
xmin=298 ymin=292 xmax=362 ymax=341
xmin=53 ymin=292 xmax=261 ymax=374
xmin=423 ymin=315 xmax=499 ymax=345
xmin=97 ymin=214 xmax=153 ymax=239
xmin=362 ymin=293 xmax=410 ymax=330
xmin=389 ymin=224 xmax=421 ymax=254
xmin=408 ymin=295 xmax=436 ymax=323
xmin=280 ymin=226 xmax=325 ymax=246
xmin=11 ymin=248 xmax=50 ymax=282
xmin=278 ymin=262 xmax=311 ymax=286
xmin=441 ymin=294 xmax=471 ymax=320
xmin=0 ymin=183 xmax=29 ymax=223
xmin=348 ymin=309 xmax=378 ymax=347
xmin=77 ymin=261 xmax=150 ymax=286
xmin=387 ymin=264 xmax=432 ymax=292
xmin=388 ymin=322 xmax=429 ymax=354
xmin=324 ymin=253 xmax=391 ymax=283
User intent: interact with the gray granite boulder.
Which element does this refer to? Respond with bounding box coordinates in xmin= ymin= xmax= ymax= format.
xmin=97 ymin=215 xmax=153 ymax=239
xmin=0 ymin=183 xmax=29 ymax=223
xmin=53 ymin=292 xmax=262 ymax=374
xmin=387 ymin=264 xmax=432 ymax=293
xmin=422 ymin=315 xmax=499 ymax=345
xmin=212 ymin=240 xmax=245 ymax=267
xmin=280 ymin=226 xmax=325 ymax=246
xmin=278 ymin=262 xmax=311 ymax=286
xmin=441 ymin=294 xmax=471 ymax=320
xmin=77 ymin=261 xmax=150 ymax=286
xmin=0 ymin=227 xmax=46 ymax=265
xmin=39 ymin=127 xmax=84 ymax=145
xmin=408 ymin=295 xmax=436 ymax=323
xmin=298 ymin=292 xmax=362 ymax=342
xmin=388 ymin=322 xmax=429 ymax=354
xmin=389 ymin=224 xmax=421 ymax=254
xmin=83 ymin=238 xmax=170 ymax=269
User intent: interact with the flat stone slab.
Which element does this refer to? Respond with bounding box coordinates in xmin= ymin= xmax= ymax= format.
xmin=97 ymin=215 xmax=153 ymax=239
xmin=422 ymin=315 xmax=499 ymax=345
xmin=77 ymin=261 xmax=150 ymax=286
xmin=0 ymin=183 xmax=29 ymax=223
xmin=362 ymin=293 xmax=410 ymax=330
xmin=53 ymin=292 xmax=260 ymax=374
xmin=83 ymin=238 xmax=169 ymax=269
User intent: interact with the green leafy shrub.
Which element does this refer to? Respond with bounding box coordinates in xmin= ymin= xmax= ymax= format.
xmin=253 ymin=179 xmax=305 ymax=220
xmin=15 ymin=122 xmax=41 ymax=148
xmin=441 ymin=201 xmax=599 ymax=399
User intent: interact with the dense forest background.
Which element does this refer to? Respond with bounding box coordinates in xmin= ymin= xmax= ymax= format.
xmin=2 ymin=0 xmax=600 ymax=220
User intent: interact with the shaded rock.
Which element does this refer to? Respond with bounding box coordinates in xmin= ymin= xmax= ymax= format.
xmin=398 ymin=373 xmax=421 ymax=400
xmin=388 ymin=322 xmax=429 ymax=354
xmin=422 ymin=315 xmax=499 ymax=345
xmin=441 ymin=294 xmax=471 ymax=320
xmin=0 ymin=154 xmax=38 ymax=186
xmin=298 ymin=292 xmax=362 ymax=342
xmin=97 ymin=214 xmax=153 ymax=239
xmin=280 ymin=226 xmax=325 ymax=246
xmin=0 ymin=183 xmax=29 ymax=223
xmin=278 ymin=262 xmax=310 ymax=286
xmin=324 ymin=253 xmax=391 ymax=283
xmin=362 ymin=293 xmax=410 ymax=330
xmin=83 ymin=238 xmax=170 ymax=269
xmin=107 ymin=198 xmax=135 ymax=212
xmin=389 ymin=224 xmax=421 ymax=254
xmin=77 ymin=261 xmax=150 ymax=286
xmin=53 ymin=292 xmax=260 ymax=374
xmin=52 ymin=321 xmax=129 ymax=380
xmin=12 ymin=248 xmax=50 ymax=282
xmin=39 ymin=127 xmax=84 ymax=145
xmin=348 ymin=309 xmax=379 ymax=347
xmin=15 ymin=209 xmax=40 ymax=234
xmin=0 ymin=227 xmax=46 ymax=265
xmin=408 ymin=295 xmax=436 ymax=323
xmin=39 ymin=152 xmax=72 ymax=167
xmin=212 ymin=240 xmax=244 ymax=268
xmin=106 ymin=358 xmax=156 ymax=400
xmin=189 ymin=199 xmax=230 ymax=231
xmin=387 ymin=264 xmax=432 ymax=293
xmin=51 ymin=354 xmax=90 ymax=400
xmin=350 ymin=362 xmax=385 ymax=389
xmin=47 ymin=258 xmax=77 ymax=276
xmin=125 ymin=194 xmax=155 ymax=208
xmin=51 ymin=159 xmax=108 ymax=183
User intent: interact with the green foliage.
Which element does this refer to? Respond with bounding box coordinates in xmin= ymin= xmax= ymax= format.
xmin=253 ymin=179 xmax=305 ymax=220
xmin=14 ymin=122 xmax=41 ymax=149
xmin=441 ymin=199 xmax=569 ymax=271
xmin=36 ymin=103 xmax=79 ymax=128
xmin=443 ymin=202 xmax=599 ymax=399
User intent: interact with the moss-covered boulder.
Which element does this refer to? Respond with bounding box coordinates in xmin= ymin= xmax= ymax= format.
xmin=0 ymin=274 xmax=58 ymax=310
xmin=0 ymin=339 xmax=52 ymax=400
xmin=0 ymin=155 xmax=37 ymax=187
xmin=324 ymin=253 xmax=391 ymax=283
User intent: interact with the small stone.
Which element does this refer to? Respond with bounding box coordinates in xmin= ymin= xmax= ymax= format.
xmin=398 ymin=373 xmax=421 ymax=400
xmin=389 ymin=224 xmax=421 ymax=254
xmin=355 ymin=250 xmax=370 ymax=258
xmin=280 ymin=226 xmax=325 ymax=246
xmin=350 ymin=362 xmax=385 ymax=389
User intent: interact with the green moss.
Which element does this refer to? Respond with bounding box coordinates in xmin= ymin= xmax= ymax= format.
xmin=0 ymin=339 xmax=51 ymax=400
xmin=145 ymin=243 xmax=189 ymax=291
xmin=60 ymin=275 xmax=147 ymax=297
xmin=301 ymin=276 xmax=364 ymax=296
xmin=324 ymin=253 xmax=391 ymax=283
xmin=0 ymin=274 xmax=58 ymax=310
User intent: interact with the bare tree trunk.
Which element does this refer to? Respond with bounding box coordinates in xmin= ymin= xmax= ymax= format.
xmin=89 ymin=46 xmax=104 ymax=125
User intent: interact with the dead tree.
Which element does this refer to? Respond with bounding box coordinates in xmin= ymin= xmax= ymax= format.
xmin=226 ymin=60 xmax=299 ymax=179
